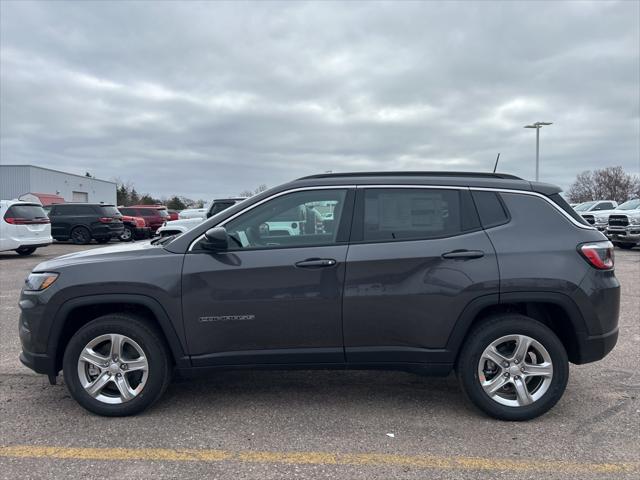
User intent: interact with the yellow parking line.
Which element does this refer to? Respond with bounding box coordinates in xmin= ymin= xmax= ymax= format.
xmin=0 ymin=445 xmax=637 ymax=474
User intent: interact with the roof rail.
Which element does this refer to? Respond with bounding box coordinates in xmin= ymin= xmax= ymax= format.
xmin=297 ymin=171 xmax=523 ymax=181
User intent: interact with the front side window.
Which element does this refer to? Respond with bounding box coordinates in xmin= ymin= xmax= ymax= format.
xmin=221 ymin=189 xmax=348 ymax=250
xmin=362 ymin=188 xmax=476 ymax=242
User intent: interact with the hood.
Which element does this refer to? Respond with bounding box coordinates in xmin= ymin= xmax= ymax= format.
xmin=165 ymin=217 xmax=204 ymax=227
xmin=34 ymin=240 xmax=170 ymax=271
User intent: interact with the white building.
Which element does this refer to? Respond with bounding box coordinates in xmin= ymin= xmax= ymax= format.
xmin=0 ymin=165 xmax=117 ymax=205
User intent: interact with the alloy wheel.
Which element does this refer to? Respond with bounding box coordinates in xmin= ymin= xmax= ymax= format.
xmin=77 ymin=333 xmax=149 ymax=404
xmin=477 ymin=334 xmax=553 ymax=407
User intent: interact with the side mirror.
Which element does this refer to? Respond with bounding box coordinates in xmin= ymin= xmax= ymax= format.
xmin=202 ymin=227 xmax=228 ymax=251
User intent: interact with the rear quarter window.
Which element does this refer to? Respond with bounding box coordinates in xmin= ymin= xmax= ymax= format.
xmin=472 ymin=191 xmax=510 ymax=228
xmin=548 ymin=194 xmax=589 ymax=226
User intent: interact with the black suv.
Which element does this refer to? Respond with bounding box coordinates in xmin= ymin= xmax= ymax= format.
xmin=19 ymin=172 xmax=619 ymax=420
xmin=48 ymin=203 xmax=124 ymax=244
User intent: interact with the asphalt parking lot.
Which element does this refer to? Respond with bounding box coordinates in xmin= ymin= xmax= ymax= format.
xmin=0 ymin=242 xmax=638 ymax=479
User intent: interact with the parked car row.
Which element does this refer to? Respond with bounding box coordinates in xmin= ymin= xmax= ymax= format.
xmin=1 ymin=200 xmax=184 ymax=254
xmin=574 ymin=198 xmax=640 ymax=249
xmin=157 ymin=197 xmax=246 ymax=237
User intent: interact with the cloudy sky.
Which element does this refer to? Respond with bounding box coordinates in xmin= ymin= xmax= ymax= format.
xmin=1 ymin=1 xmax=639 ymax=200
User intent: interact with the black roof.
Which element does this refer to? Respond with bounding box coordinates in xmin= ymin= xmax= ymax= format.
xmin=299 ymin=171 xmax=522 ymax=180
xmin=289 ymin=171 xmax=560 ymax=195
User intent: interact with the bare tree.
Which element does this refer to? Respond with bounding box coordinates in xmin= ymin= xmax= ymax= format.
xmin=568 ymin=166 xmax=640 ymax=203
xmin=239 ymin=184 xmax=269 ymax=197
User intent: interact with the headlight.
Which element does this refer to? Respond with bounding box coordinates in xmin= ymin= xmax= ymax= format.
xmin=629 ymin=215 xmax=640 ymax=225
xmin=24 ymin=272 xmax=59 ymax=291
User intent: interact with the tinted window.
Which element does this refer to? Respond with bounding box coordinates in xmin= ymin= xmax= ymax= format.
xmin=137 ymin=209 xmax=156 ymax=217
xmin=472 ymin=191 xmax=509 ymax=228
xmin=222 ymin=189 xmax=347 ymax=249
xmin=158 ymin=209 xmax=169 ymax=218
xmin=362 ymin=189 xmax=476 ymax=242
xmin=5 ymin=204 xmax=48 ymax=220
xmin=209 ymin=202 xmax=234 ymax=216
xmin=118 ymin=208 xmax=135 ymax=216
xmin=54 ymin=205 xmax=95 ymax=215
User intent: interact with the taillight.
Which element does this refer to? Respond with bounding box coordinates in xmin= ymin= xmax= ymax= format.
xmin=98 ymin=217 xmax=113 ymax=223
xmin=4 ymin=217 xmax=50 ymax=225
xmin=579 ymin=241 xmax=614 ymax=270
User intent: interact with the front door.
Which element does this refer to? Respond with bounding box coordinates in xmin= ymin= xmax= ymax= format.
xmin=182 ymin=188 xmax=355 ymax=366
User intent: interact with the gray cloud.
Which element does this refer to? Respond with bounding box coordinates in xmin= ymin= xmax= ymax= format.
xmin=1 ymin=0 xmax=639 ymax=200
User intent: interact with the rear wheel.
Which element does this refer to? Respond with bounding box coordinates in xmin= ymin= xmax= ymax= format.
xmin=63 ymin=314 xmax=171 ymax=416
xmin=119 ymin=226 xmax=134 ymax=242
xmin=70 ymin=226 xmax=91 ymax=245
xmin=457 ymin=314 xmax=569 ymax=421
xmin=15 ymin=247 xmax=37 ymax=256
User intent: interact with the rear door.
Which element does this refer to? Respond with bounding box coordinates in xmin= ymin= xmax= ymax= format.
xmin=343 ymin=187 xmax=499 ymax=364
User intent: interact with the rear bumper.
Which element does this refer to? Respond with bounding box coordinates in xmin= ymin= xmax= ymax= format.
xmin=574 ymin=327 xmax=619 ymax=364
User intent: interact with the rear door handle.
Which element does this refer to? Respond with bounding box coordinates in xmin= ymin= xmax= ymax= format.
xmin=441 ymin=249 xmax=485 ymax=260
xmin=295 ymin=258 xmax=337 ymax=268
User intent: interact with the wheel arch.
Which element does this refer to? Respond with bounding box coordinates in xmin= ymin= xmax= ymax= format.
xmin=49 ymin=294 xmax=189 ymax=374
xmin=447 ymin=292 xmax=587 ymax=364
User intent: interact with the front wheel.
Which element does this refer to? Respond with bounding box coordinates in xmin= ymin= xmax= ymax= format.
xmin=457 ymin=314 xmax=569 ymax=421
xmin=15 ymin=247 xmax=37 ymax=256
xmin=615 ymin=243 xmax=634 ymax=250
xmin=63 ymin=314 xmax=171 ymax=416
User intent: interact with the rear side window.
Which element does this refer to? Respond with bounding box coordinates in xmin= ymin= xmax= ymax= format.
xmin=53 ymin=205 xmax=94 ymax=215
xmin=472 ymin=191 xmax=509 ymax=228
xmin=361 ymin=188 xmax=479 ymax=242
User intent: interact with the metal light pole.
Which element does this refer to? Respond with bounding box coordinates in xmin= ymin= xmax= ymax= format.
xmin=524 ymin=122 xmax=553 ymax=181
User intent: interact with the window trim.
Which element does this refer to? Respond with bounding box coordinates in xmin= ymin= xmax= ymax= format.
xmin=187 ymin=183 xmax=594 ymax=252
xmin=188 ymin=186 xmax=356 ymax=252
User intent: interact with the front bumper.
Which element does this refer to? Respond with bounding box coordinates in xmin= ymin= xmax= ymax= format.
xmin=133 ymin=227 xmax=152 ymax=239
xmin=606 ymin=226 xmax=640 ymax=243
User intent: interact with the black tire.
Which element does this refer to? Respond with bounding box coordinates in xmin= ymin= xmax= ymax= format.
xmin=119 ymin=226 xmax=134 ymax=242
xmin=15 ymin=247 xmax=37 ymax=256
xmin=96 ymin=238 xmax=111 ymax=244
xmin=70 ymin=226 xmax=92 ymax=245
xmin=456 ymin=314 xmax=569 ymax=421
xmin=616 ymin=243 xmax=634 ymax=250
xmin=63 ymin=314 xmax=172 ymax=416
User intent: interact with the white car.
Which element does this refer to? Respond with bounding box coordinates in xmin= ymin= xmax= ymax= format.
xmin=156 ymin=217 xmax=203 ymax=237
xmin=574 ymin=200 xmax=618 ymax=229
xmin=0 ymin=200 xmax=53 ymax=255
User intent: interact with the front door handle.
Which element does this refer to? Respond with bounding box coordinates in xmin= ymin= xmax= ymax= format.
xmin=295 ymin=258 xmax=337 ymax=268
xmin=441 ymin=249 xmax=485 ymax=260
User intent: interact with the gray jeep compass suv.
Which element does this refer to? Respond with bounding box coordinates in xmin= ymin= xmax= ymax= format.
xmin=18 ymin=172 xmax=620 ymax=420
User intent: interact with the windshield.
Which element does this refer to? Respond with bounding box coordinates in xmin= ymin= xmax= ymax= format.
xmin=574 ymin=201 xmax=596 ymax=211
xmin=617 ymin=199 xmax=640 ymax=210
